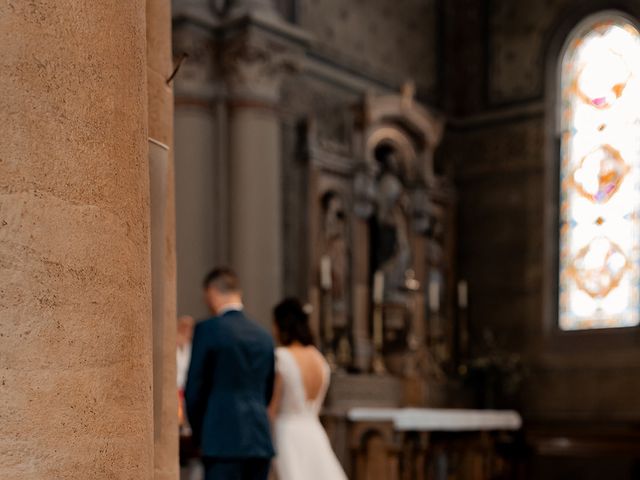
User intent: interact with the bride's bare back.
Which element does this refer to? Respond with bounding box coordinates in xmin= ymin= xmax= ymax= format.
xmin=269 ymin=344 xmax=329 ymax=419
xmin=287 ymin=345 xmax=326 ymax=402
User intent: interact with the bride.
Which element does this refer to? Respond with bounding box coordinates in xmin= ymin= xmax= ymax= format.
xmin=269 ymin=298 xmax=348 ymax=480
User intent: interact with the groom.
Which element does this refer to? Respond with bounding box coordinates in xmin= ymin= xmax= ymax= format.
xmin=185 ymin=267 xmax=275 ymax=480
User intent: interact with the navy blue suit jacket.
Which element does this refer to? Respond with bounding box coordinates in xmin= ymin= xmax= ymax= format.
xmin=185 ymin=310 xmax=275 ymax=459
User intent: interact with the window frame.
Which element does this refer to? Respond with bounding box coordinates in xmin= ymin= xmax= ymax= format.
xmin=544 ymin=7 xmax=640 ymax=351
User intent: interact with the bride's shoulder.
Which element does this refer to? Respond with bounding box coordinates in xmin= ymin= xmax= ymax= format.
xmin=275 ymin=346 xmax=292 ymax=362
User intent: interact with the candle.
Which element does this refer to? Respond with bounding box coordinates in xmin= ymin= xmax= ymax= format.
xmin=373 ymin=307 xmax=383 ymax=348
xmin=373 ymin=270 xmax=385 ymax=304
xmin=428 ymin=280 xmax=440 ymax=312
xmin=457 ymin=280 xmax=468 ymax=309
xmin=324 ymin=305 xmax=334 ymax=345
xmin=320 ymin=255 xmax=332 ymax=291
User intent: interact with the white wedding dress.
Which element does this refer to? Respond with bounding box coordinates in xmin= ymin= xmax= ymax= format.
xmin=273 ymin=347 xmax=348 ymax=480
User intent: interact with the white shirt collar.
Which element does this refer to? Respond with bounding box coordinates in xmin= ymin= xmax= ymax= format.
xmin=218 ymin=303 xmax=244 ymax=316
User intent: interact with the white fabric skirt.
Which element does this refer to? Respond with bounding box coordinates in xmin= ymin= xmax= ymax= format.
xmin=274 ymin=415 xmax=348 ymax=480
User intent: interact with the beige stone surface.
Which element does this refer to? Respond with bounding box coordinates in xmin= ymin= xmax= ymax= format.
xmin=147 ymin=0 xmax=174 ymax=149
xmin=146 ymin=1 xmax=178 ymax=479
xmin=0 ymin=1 xmax=153 ymax=479
xmin=156 ymin=154 xmax=178 ymax=480
xmin=148 ymin=69 xmax=174 ymax=148
xmin=149 ymin=142 xmax=178 ymax=480
xmin=147 ymin=0 xmax=174 ymax=79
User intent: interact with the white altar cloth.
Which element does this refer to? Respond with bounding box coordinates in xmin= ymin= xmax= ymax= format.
xmin=347 ymin=408 xmax=522 ymax=432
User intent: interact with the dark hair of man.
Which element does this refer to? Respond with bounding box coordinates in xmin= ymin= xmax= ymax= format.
xmin=273 ymin=298 xmax=314 ymax=347
xmin=202 ymin=267 xmax=241 ymax=293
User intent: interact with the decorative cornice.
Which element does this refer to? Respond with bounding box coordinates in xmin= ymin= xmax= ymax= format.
xmin=308 ymin=145 xmax=356 ymax=177
xmin=172 ymin=8 xmax=311 ymax=46
xmin=173 ymin=9 xmax=310 ymax=104
xmin=221 ymin=33 xmax=301 ymax=103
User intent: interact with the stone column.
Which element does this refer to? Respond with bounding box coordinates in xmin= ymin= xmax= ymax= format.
xmin=0 ymin=2 xmax=153 ymax=479
xmin=147 ymin=1 xmax=178 ymax=479
xmin=172 ymin=7 xmax=307 ymax=323
xmin=223 ymin=26 xmax=305 ymax=325
xmin=172 ymin=25 xmax=226 ymax=320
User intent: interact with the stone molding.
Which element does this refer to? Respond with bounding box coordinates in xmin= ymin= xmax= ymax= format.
xmin=173 ymin=9 xmax=310 ymax=104
xmin=221 ymin=32 xmax=300 ymax=103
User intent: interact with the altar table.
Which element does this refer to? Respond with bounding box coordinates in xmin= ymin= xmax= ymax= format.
xmin=348 ymin=407 xmax=522 ymax=432
xmin=325 ymin=407 xmax=523 ymax=480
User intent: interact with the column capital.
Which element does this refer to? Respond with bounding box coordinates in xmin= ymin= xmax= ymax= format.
xmin=222 ymin=31 xmax=299 ymax=104
xmin=220 ymin=12 xmax=310 ymax=104
xmin=173 ymin=8 xmax=310 ymax=105
xmin=173 ymin=24 xmax=222 ymax=102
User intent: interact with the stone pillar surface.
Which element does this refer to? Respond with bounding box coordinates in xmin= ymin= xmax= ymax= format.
xmin=172 ymin=13 xmax=307 ymax=325
xmin=173 ymin=25 xmax=227 ymax=320
xmin=228 ymin=102 xmax=283 ymax=325
xmin=174 ymin=107 xmax=223 ymax=319
xmin=146 ymin=0 xmax=179 ymax=479
xmin=224 ymin=30 xmax=300 ymax=325
xmin=0 ymin=2 xmax=153 ymax=479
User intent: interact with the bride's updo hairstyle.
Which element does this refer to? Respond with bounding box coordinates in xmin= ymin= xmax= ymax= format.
xmin=273 ymin=298 xmax=315 ymax=346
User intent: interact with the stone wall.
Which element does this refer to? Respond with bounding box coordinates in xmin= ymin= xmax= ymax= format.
xmin=442 ymin=0 xmax=640 ymax=423
xmin=297 ymin=0 xmax=437 ymax=95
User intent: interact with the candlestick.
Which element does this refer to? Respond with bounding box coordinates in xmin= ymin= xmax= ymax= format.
xmin=373 ymin=305 xmax=383 ymax=347
xmin=322 ymin=286 xmax=334 ymax=343
xmin=337 ymin=334 xmax=352 ymax=368
xmin=322 ymin=286 xmax=336 ymax=370
xmin=457 ymin=280 xmax=468 ymax=309
xmin=428 ymin=280 xmax=440 ymax=312
xmin=371 ymin=303 xmax=386 ymax=375
xmin=320 ymin=255 xmax=332 ymax=291
xmin=371 ymin=270 xmax=386 ymax=374
xmin=373 ymin=270 xmax=385 ymax=304
xmin=323 ymin=301 xmax=334 ymax=345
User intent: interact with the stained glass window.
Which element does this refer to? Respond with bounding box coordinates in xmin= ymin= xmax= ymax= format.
xmin=559 ymin=15 xmax=640 ymax=330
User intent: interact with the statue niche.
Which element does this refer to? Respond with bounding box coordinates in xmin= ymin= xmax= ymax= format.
xmin=318 ymin=189 xmax=352 ymax=369
xmin=370 ymin=143 xmax=413 ymax=304
xmin=299 ymin=86 xmax=469 ymax=479
xmin=304 ymin=86 xmax=456 ymax=407
xmin=321 ymin=190 xmax=349 ymax=323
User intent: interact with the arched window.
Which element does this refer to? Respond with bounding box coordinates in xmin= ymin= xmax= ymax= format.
xmin=558 ymin=14 xmax=640 ymax=330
